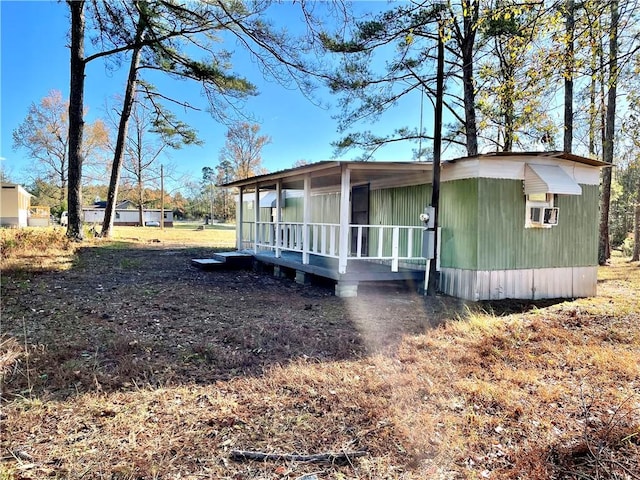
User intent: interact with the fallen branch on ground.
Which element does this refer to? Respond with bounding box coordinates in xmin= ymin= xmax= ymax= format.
xmin=229 ymin=449 xmax=368 ymax=464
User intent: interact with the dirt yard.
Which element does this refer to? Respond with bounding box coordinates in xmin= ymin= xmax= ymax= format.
xmin=1 ymin=243 xmax=455 ymax=397
xmin=1 ymin=234 xmax=639 ymax=479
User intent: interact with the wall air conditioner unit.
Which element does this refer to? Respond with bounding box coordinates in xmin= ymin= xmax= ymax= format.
xmin=530 ymin=207 xmax=559 ymax=226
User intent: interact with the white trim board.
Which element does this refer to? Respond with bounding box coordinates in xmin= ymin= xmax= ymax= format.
xmin=442 ymin=157 xmax=601 ymax=185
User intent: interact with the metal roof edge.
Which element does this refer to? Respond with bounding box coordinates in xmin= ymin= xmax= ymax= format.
xmin=446 ymin=151 xmax=610 ymax=167
xmin=219 ymin=160 xmax=433 ymax=188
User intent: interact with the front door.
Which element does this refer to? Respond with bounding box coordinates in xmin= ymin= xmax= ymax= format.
xmin=351 ymin=184 xmax=370 ymax=256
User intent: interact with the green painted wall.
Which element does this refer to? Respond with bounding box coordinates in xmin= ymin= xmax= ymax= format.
xmin=476 ymin=179 xmax=598 ymax=269
xmin=277 ymin=194 xmax=341 ymax=223
xmin=282 ymin=197 xmax=302 ymax=222
xmin=438 ymin=178 xmax=599 ymax=270
xmin=369 ymin=184 xmax=431 ymax=257
xmin=439 ymin=178 xmax=479 ymax=269
xmin=311 ymin=193 xmax=341 ymax=223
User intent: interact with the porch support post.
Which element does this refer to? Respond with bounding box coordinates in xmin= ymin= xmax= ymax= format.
xmin=302 ymin=174 xmax=311 ymax=264
xmin=237 ymin=187 xmax=244 ymax=251
xmin=275 ymin=179 xmax=282 ymax=258
xmin=253 ymin=182 xmax=260 ymax=254
xmin=338 ymin=165 xmax=350 ymax=274
xmin=391 ymin=227 xmax=399 ymax=272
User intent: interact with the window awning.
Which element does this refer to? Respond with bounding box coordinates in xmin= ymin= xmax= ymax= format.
xmin=524 ymin=164 xmax=582 ymax=195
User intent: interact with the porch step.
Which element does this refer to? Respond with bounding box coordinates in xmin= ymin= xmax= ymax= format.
xmin=191 ymin=259 xmax=226 ymax=270
xmin=191 ymin=251 xmax=253 ymax=270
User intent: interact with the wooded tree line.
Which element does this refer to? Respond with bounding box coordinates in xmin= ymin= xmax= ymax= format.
xmin=9 ymin=0 xmax=640 ymax=261
xmin=323 ymin=0 xmax=639 ymax=262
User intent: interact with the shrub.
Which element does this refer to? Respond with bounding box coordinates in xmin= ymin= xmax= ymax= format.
xmin=621 ymin=235 xmax=635 ymax=258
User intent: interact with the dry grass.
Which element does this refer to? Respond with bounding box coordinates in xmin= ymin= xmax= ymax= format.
xmin=0 ymin=228 xmax=76 ymax=272
xmin=1 ymin=234 xmax=638 ymax=480
xmin=110 ymin=222 xmax=236 ymax=247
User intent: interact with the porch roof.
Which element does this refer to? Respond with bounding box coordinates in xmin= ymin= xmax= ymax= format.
xmin=220 ymin=152 xmax=608 ymax=191
xmin=219 ymin=161 xmax=434 ymax=191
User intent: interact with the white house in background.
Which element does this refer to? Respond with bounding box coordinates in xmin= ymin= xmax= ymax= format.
xmin=1 ymin=182 xmax=33 ymax=227
xmin=82 ymin=200 xmax=174 ymax=227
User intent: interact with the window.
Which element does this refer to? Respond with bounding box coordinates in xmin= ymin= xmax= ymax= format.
xmin=525 ymin=193 xmax=558 ymax=228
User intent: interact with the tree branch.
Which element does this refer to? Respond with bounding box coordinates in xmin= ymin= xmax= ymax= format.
xmin=230 ymin=450 xmax=367 ymax=465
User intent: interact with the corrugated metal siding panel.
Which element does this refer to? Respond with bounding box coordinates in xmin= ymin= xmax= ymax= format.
xmin=488 ymin=269 xmax=534 ymax=300
xmin=311 ymin=193 xmax=341 ymax=223
xmin=281 ymin=197 xmax=302 ymax=222
xmin=369 ymin=184 xmax=431 ymax=257
xmin=277 ymin=194 xmax=341 ymax=223
xmin=509 ymin=269 xmax=535 ymax=299
xmin=573 ymin=266 xmax=598 ymax=297
xmin=370 ymin=184 xmax=431 ymax=225
xmin=441 ymin=267 xmax=596 ymax=300
xmin=477 ymin=180 xmax=599 ymax=270
xmin=476 ymin=179 xmax=521 ymax=270
xmin=241 ymin=200 xmax=255 ymax=220
xmin=533 ymin=268 xmax=574 ymax=299
xmin=440 ymin=268 xmax=478 ymax=301
xmin=559 ymin=185 xmax=600 ymax=265
xmin=439 ymin=178 xmax=479 ymax=269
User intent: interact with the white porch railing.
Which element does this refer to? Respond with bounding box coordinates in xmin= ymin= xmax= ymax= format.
xmin=243 ymin=221 xmax=425 ymax=272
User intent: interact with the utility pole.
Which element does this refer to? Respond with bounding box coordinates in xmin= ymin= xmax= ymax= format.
xmin=427 ymin=8 xmax=445 ymax=296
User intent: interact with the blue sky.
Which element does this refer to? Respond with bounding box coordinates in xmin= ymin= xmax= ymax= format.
xmin=1 ymin=1 xmax=425 ymax=191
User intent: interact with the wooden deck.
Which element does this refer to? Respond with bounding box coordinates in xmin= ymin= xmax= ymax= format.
xmin=193 ymin=250 xmax=427 ymax=296
xmin=251 ymin=249 xmax=424 ymax=281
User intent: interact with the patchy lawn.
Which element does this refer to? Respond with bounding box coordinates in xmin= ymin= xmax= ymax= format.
xmin=1 ymin=230 xmax=639 ymax=479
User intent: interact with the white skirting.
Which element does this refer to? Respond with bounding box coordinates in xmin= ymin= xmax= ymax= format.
xmin=439 ymin=266 xmax=598 ymax=301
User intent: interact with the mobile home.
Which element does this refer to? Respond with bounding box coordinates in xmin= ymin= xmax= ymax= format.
xmin=1 ymin=183 xmax=33 ymax=227
xmin=222 ymin=152 xmax=608 ymax=300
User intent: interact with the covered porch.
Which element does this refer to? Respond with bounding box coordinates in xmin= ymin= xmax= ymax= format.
xmin=222 ymin=161 xmax=435 ymax=297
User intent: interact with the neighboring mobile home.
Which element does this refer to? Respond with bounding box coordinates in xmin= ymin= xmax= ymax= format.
xmin=222 ymin=152 xmax=608 ymax=300
xmin=0 ymin=183 xmax=33 ymax=227
xmin=82 ymin=201 xmax=174 ymax=227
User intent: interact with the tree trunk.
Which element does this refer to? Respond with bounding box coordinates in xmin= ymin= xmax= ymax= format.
xmin=66 ymin=0 xmax=86 ymax=241
xmin=632 ymin=177 xmax=640 ymax=262
xmin=598 ymin=0 xmax=619 ymax=265
xmin=502 ymin=80 xmax=514 ymax=152
xmin=599 ymin=167 xmax=612 ymax=265
xmin=138 ymin=180 xmax=145 ymax=227
xmin=588 ymin=58 xmax=597 ymax=156
xmin=563 ymin=0 xmax=574 ymax=153
xmin=101 ymin=17 xmax=145 ymax=238
xmin=461 ymin=1 xmax=479 ymax=156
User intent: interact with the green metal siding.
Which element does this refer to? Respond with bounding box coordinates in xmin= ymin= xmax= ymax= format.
xmin=369 ymin=184 xmax=431 ymax=257
xmin=281 ymin=197 xmax=302 ymax=222
xmin=240 ymin=200 xmax=266 ymax=221
xmin=439 ymin=178 xmax=479 ymax=269
xmin=370 ymin=184 xmax=431 ymax=226
xmin=278 ymin=194 xmax=341 ymax=223
xmin=438 ymin=178 xmax=599 ymax=270
xmin=311 ymin=193 xmax=341 ymax=223
xmin=476 ymin=179 xmax=599 ymax=270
